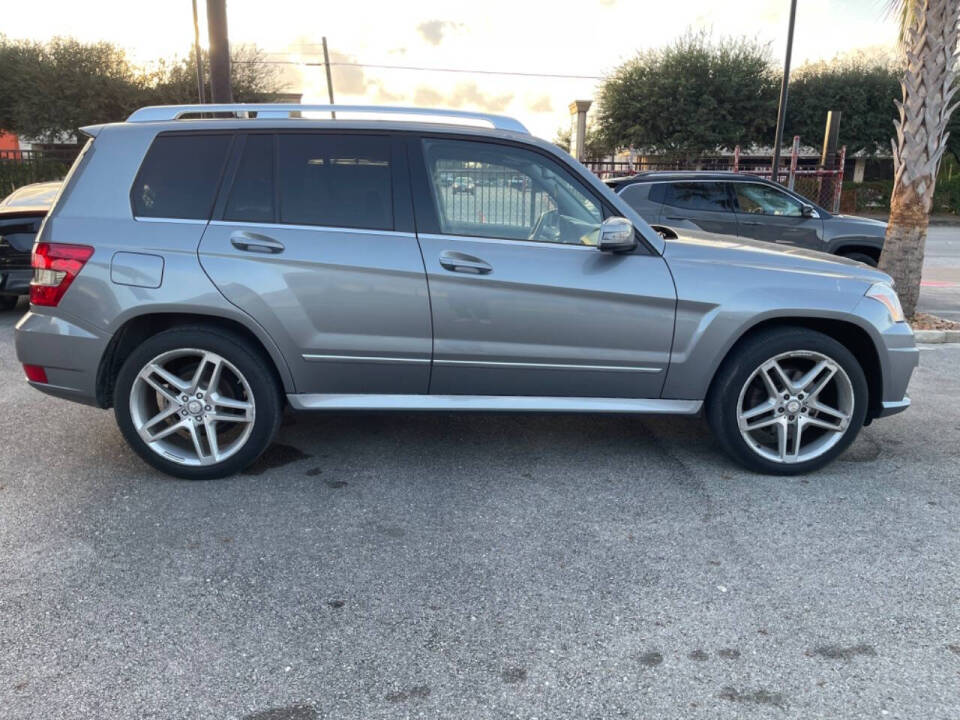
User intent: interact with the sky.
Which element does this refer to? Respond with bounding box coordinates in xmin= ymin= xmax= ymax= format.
xmin=3 ymin=0 xmax=899 ymax=138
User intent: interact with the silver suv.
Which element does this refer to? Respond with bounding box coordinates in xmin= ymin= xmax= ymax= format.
xmin=15 ymin=104 xmax=918 ymax=479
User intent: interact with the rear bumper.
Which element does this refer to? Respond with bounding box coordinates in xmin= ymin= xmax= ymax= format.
xmin=14 ymin=310 xmax=111 ymax=406
xmin=0 ymin=268 xmax=31 ymax=296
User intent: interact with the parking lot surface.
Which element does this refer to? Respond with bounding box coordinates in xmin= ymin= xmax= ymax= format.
xmin=1 ymin=303 xmax=959 ymax=720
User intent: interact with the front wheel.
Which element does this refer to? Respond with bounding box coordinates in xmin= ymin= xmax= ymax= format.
xmin=706 ymin=327 xmax=868 ymax=475
xmin=114 ymin=327 xmax=283 ymax=479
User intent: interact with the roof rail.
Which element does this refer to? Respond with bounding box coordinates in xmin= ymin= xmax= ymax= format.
xmin=125 ymin=104 xmax=529 ymax=134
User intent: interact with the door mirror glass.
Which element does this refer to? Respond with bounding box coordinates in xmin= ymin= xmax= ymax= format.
xmin=597 ymin=217 xmax=637 ymax=252
xmin=801 ymin=204 xmax=817 ymax=218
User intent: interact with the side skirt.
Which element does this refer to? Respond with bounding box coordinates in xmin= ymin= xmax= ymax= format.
xmin=287 ymin=394 xmax=702 ymax=414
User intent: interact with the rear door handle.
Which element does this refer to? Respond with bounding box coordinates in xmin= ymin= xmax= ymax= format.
xmin=230 ymin=230 xmax=285 ymax=254
xmin=438 ymin=251 xmax=492 ymax=274
xmin=664 ymin=215 xmax=687 ymax=221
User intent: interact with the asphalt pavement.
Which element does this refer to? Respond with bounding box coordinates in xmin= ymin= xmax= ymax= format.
xmin=918 ymin=225 xmax=960 ymax=318
xmin=1 ymin=299 xmax=959 ymax=719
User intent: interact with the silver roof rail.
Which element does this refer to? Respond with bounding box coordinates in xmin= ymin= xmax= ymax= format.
xmin=126 ymin=104 xmax=529 ymax=134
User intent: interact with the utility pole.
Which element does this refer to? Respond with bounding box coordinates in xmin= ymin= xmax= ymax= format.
xmin=206 ymin=0 xmax=233 ymax=103
xmin=771 ymin=0 xmax=798 ymax=184
xmin=191 ymin=0 xmax=205 ymax=103
xmin=322 ymin=36 xmax=336 ymax=118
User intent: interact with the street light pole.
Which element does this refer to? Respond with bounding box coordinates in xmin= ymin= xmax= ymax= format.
xmin=771 ymin=0 xmax=798 ymax=184
xmin=206 ymin=0 xmax=233 ymax=103
xmin=191 ymin=0 xmax=205 ymax=103
xmin=322 ymin=36 xmax=336 ymax=119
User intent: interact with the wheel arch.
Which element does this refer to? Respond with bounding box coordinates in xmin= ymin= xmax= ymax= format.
xmin=95 ymin=311 xmax=294 ymax=408
xmin=705 ymin=316 xmax=883 ymax=423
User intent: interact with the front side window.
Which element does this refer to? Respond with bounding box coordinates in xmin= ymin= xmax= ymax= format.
xmin=734 ymin=183 xmax=804 ymax=216
xmin=277 ymin=134 xmax=393 ymax=230
xmin=132 ymin=134 xmax=231 ymax=219
xmin=663 ymin=182 xmax=731 ymax=212
xmin=422 ymin=139 xmax=602 ymax=245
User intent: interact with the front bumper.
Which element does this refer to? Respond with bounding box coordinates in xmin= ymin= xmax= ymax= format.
xmin=14 ymin=310 xmax=111 ymax=406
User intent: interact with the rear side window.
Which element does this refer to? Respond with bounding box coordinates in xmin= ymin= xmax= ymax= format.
xmin=132 ymin=134 xmax=231 ymax=219
xmin=224 ymin=135 xmax=275 ymax=223
xmin=663 ymin=182 xmax=730 ymax=212
xmin=277 ymin=134 xmax=393 ymax=230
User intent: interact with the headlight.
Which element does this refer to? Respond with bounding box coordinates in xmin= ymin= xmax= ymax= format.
xmin=865 ymin=283 xmax=905 ymax=323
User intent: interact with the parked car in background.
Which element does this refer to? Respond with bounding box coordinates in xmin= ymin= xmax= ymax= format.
xmin=452 ymin=176 xmax=476 ymax=194
xmin=0 ymin=180 xmax=61 ymax=310
xmin=606 ymin=171 xmax=886 ymax=266
xmin=15 ymin=104 xmax=916 ymax=480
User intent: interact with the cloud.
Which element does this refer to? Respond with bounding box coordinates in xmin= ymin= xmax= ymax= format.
xmin=529 ymin=95 xmax=553 ymax=113
xmin=328 ymin=50 xmax=367 ymax=95
xmin=417 ymin=20 xmax=459 ymax=46
xmin=371 ymin=80 xmax=405 ymax=103
xmin=414 ymin=82 xmax=514 ymax=113
xmin=414 ymin=86 xmax=445 ymax=106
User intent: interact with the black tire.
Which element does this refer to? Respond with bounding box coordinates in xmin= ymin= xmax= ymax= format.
xmin=706 ymin=326 xmax=868 ymax=475
xmin=0 ymin=295 xmax=20 ymax=311
xmin=839 ymin=251 xmax=878 ymax=267
xmin=114 ymin=326 xmax=283 ymax=480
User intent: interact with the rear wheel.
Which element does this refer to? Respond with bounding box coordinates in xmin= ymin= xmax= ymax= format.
xmin=0 ymin=295 xmax=19 ymax=311
xmin=114 ymin=327 xmax=282 ymax=479
xmin=706 ymin=327 xmax=868 ymax=475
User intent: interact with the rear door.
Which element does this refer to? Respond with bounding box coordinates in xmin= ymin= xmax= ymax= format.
xmin=731 ymin=181 xmax=823 ymax=248
xmin=658 ymin=181 xmax=739 ymax=237
xmin=410 ymin=136 xmax=676 ymax=399
xmin=198 ymin=132 xmax=432 ymax=394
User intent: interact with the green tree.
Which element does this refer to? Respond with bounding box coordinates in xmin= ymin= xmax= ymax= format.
xmin=879 ymin=0 xmax=959 ymax=318
xmin=596 ymin=30 xmax=778 ymax=158
xmin=0 ymin=37 xmax=285 ymax=141
xmin=785 ymin=54 xmax=902 ymax=154
xmin=146 ymin=45 xmax=284 ymax=105
xmin=553 ymin=125 xmax=614 ymax=160
xmin=0 ymin=36 xmax=144 ymax=140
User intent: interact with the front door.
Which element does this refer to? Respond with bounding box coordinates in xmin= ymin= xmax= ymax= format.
xmin=731 ymin=181 xmax=824 ymax=249
xmin=410 ymin=136 xmax=676 ymax=399
xmin=198 ymin=132 xmax=432 ymax=394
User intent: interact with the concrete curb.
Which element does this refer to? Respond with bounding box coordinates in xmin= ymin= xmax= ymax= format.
xmin=914 ymin=329 xmax=960 ymax=343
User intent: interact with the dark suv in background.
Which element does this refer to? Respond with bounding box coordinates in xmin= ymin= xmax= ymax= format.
xmin=606 ymin=171 xmax=886 ymax=266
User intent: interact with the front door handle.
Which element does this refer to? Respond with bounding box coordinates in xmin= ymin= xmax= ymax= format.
xmin=664 ymin=215 xmax=687 ymax=221
xmin=438 ymin=251 xmax=492 ymax=274
xmin=230 ymin=230 xmax=285 ymax=254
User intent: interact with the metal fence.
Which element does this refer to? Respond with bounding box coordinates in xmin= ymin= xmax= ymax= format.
xmin=0 ymin=148 xmax=81 ymax=198
xmin=433 ymin=162 xmax=556 ymax=228
xmin=584 ymin=139 xmax=847 ymax=213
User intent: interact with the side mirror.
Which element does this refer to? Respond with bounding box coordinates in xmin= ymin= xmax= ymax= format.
xmin=801 ymin=204 xmax=817 ymax=218
xmin=597 ymin=216 xmax=637 ymax=252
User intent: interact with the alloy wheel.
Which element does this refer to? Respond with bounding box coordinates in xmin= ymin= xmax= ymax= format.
xmin=736 ymin=350 xmax=855 ymax=465
xmin=129 ymin=348 xmax=256 ymax=467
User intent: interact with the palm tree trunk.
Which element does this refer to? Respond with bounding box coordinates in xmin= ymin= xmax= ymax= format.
xmin=879 ymin=0 xmax=960 ymax=318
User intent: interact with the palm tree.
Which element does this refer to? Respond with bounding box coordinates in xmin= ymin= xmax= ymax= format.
xmin=880 ymin=0 xmax=960 ymax=318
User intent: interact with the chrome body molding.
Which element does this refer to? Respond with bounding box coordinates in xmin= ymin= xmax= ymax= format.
xmin=433 ymin=358 xmax=661 ymax=373
xmin=302 ymin=353 xmax=430 ymax=365
xmin=286 ymin=394 xmax=702 ymax=414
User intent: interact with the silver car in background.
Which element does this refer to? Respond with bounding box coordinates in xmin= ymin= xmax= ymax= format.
xmin=14 ymin=104 xmax=917 ymax=479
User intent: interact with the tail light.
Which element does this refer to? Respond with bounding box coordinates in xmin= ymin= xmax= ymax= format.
xmin=23 ymin=364 xmax=48 ymax=383
xmin=30 ymin=243 xmax=94 ymax=307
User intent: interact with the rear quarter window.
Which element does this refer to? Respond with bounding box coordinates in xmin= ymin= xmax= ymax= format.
xmin=131 ymin=134 xmax=232 ymax=220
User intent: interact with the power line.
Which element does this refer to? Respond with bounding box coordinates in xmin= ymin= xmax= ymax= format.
xmin=234 ymin=58 xmax=603 ymax=80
